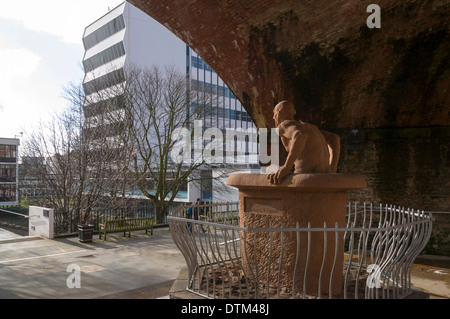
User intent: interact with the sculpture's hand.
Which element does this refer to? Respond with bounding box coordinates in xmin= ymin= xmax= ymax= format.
xmin=267 ymin=165 xmax=290 ymax=185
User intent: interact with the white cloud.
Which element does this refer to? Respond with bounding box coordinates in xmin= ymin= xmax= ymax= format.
xmin=0 ymin=0 xmax=125 ymax=137
xmin=0 ymin=47 xmax=42 ymax=109
xmin=0 ymin=47 xmax=41 ymax=80
xmin=0 ymin=0 xmax=124 ymax=45
xmin=0 ymin=48 xmax=45 ymax=136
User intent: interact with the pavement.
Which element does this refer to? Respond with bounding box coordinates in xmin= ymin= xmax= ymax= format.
xmin=0 ymin=226 xmax=185 ymax=299
xmin=410 ymin=255 xmax=450 ymax=299
xmin=0 ymin=226 xmax=448 ymax=300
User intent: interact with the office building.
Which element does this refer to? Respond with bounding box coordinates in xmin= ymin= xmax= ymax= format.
xmin=82 ymin=1 xmax=185 ymax=130
xmin=0 ymin=138 xmax=20 ymax=205
xmin=81 ymin=1 xmax=259 ymax=203
xmin=186 ymin=47 xmax=259 ymax=201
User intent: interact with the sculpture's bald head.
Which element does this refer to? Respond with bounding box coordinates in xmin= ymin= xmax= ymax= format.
xmin=273 ymin=101 xmax=296 ymax=126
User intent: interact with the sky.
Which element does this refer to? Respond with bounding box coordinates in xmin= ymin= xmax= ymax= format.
xmin=0 ymin=0 xmax=124 ymax=138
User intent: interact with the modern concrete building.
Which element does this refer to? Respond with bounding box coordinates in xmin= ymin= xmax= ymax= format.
xmin=82 ymin=1 xmax=185 ymax=86
xmin=82 ymin=1 xmax=189 ymax=203
xmin=0 ymin=138 xmax=20 ymax=206
xmin=81 ymin=1 xmax=259 ymax=203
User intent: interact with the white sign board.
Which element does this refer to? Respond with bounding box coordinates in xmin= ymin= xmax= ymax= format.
xmin=29 ymin=206 xmax=54 ymax=239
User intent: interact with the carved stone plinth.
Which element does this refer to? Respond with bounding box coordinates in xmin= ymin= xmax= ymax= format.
xmin=227 ymin=173 xmax=366 ymax=296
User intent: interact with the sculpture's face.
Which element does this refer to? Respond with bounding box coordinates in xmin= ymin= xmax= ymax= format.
xmin=273 ymin=102 xmax=289 ymax=126
xmin=273 ymin=106 xmax=280 ymax=126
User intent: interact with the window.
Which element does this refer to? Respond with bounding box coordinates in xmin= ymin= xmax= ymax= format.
xmin=83 ymin=68 xmax=125 ymax=96
xmin=83 ymin=15 xmax=126 ymax=50
xmin=0 ymin=145 xmax=17 ymax=163
xmin=84 ymin=94 xmax=125 ymax=118
xmin=190 ymin=79 xmax=236 ymax=100
xmin=186 ymin=46 xmax=190 ymax=74
xmin=0 ymin=164 xmax=16 ymax=183
xmin=191 ymin=56 xmax=215 ymax=73
xmin=0 ymin=184 xmax=16 ymax=202
xmin=245 ymin=135 xmax=249 ymax=156
xmin=83 ymin=42 xmax=126 ymax=72
xmin=83 ymin=121 xmax=125 ymax=140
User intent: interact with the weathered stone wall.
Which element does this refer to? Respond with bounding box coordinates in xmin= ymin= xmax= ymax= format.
xmin=339 ymin=127 xmax=450 ymax=255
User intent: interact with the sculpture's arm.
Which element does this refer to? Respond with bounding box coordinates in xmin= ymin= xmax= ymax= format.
xmin=283 ymin=128 xmax=306 ymax=171
xmin=268 ymin=127 xmax=306 ymax=184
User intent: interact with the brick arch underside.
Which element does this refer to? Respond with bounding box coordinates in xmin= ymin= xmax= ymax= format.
xmin=129 ymin=0 xmax=449 ymax=130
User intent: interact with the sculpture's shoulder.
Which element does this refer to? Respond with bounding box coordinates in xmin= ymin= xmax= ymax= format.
xmin=278 ymin=120 xmax=305 ymax=132
xmin=299 ymin=121 xmax=326 ymax=138
xmin=300 ymin=121 xmax=319 ymax=130
xmin=277 ymin=120 xmax=320 ymax=139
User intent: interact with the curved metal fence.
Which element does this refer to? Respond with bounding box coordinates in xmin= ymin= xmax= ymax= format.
xmin=169 ymin=202 xmax=433 ymax=299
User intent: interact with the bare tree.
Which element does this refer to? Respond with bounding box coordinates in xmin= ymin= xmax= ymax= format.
xmin=21 ymin=105 xmax=85 ymax=230
xmin=119 ymin=65 xmax=216 ymax=224
xmin=74 ymin=81 xmax=137 ymax=223
xmin=21 ymin=63 xmax=231 ymax=229
xmin=82 ymin=64 xmax=231 ymax=224
xmin=21 ymin=82 xmax=134 ymax=231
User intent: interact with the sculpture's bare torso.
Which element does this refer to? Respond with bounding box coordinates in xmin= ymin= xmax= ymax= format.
xmin=268 ymin=101 xmax=340 ymax=184
xmin=278 ymin=120 xmax=331 ymax=174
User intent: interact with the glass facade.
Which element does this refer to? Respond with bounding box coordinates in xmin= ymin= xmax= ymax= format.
xmin=83 ymin=42 xmax=126 ymax=72
xmin=83 ymin=15 xmax=126 ymax=50
xmin=191 ymin=56 xmax=214 ymax=73
xmin=84 ymin=94 xmax=125 ymax=118
xmin=83 ymin=68 xmax=125 ymax=95
xmin=186 ymin=46 xmax=259 ymax=165
xmin=191 ymin=79 xmax=236 ymax=99
xmin=191 ymin=102 xmax=253 ymax=123
xmin=187 ymin=47 xmax=255 ymax=128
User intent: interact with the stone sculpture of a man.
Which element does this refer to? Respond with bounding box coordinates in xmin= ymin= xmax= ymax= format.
xmin=268 ymin=100 xmax=340 ymax=184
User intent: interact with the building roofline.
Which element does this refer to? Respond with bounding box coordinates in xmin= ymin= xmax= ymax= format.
xmin=83 ymin=1 xmax=126 ymax=38
xmin=0 ymin=138 xmax=20 ymax=145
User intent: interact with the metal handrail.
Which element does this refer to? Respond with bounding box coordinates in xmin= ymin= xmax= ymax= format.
xmin=169 ymin=202 xmax=433 ymax=299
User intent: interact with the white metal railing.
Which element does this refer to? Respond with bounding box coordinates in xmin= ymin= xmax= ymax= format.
xmin=169 ymin=202 xmax=433 ymax=299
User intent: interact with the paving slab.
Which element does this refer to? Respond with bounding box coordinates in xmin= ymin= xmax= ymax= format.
xmin=411 ymin=255 xmax=450 ymax=299
xmin=0 ymin=227 xmax=185 ymax=299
